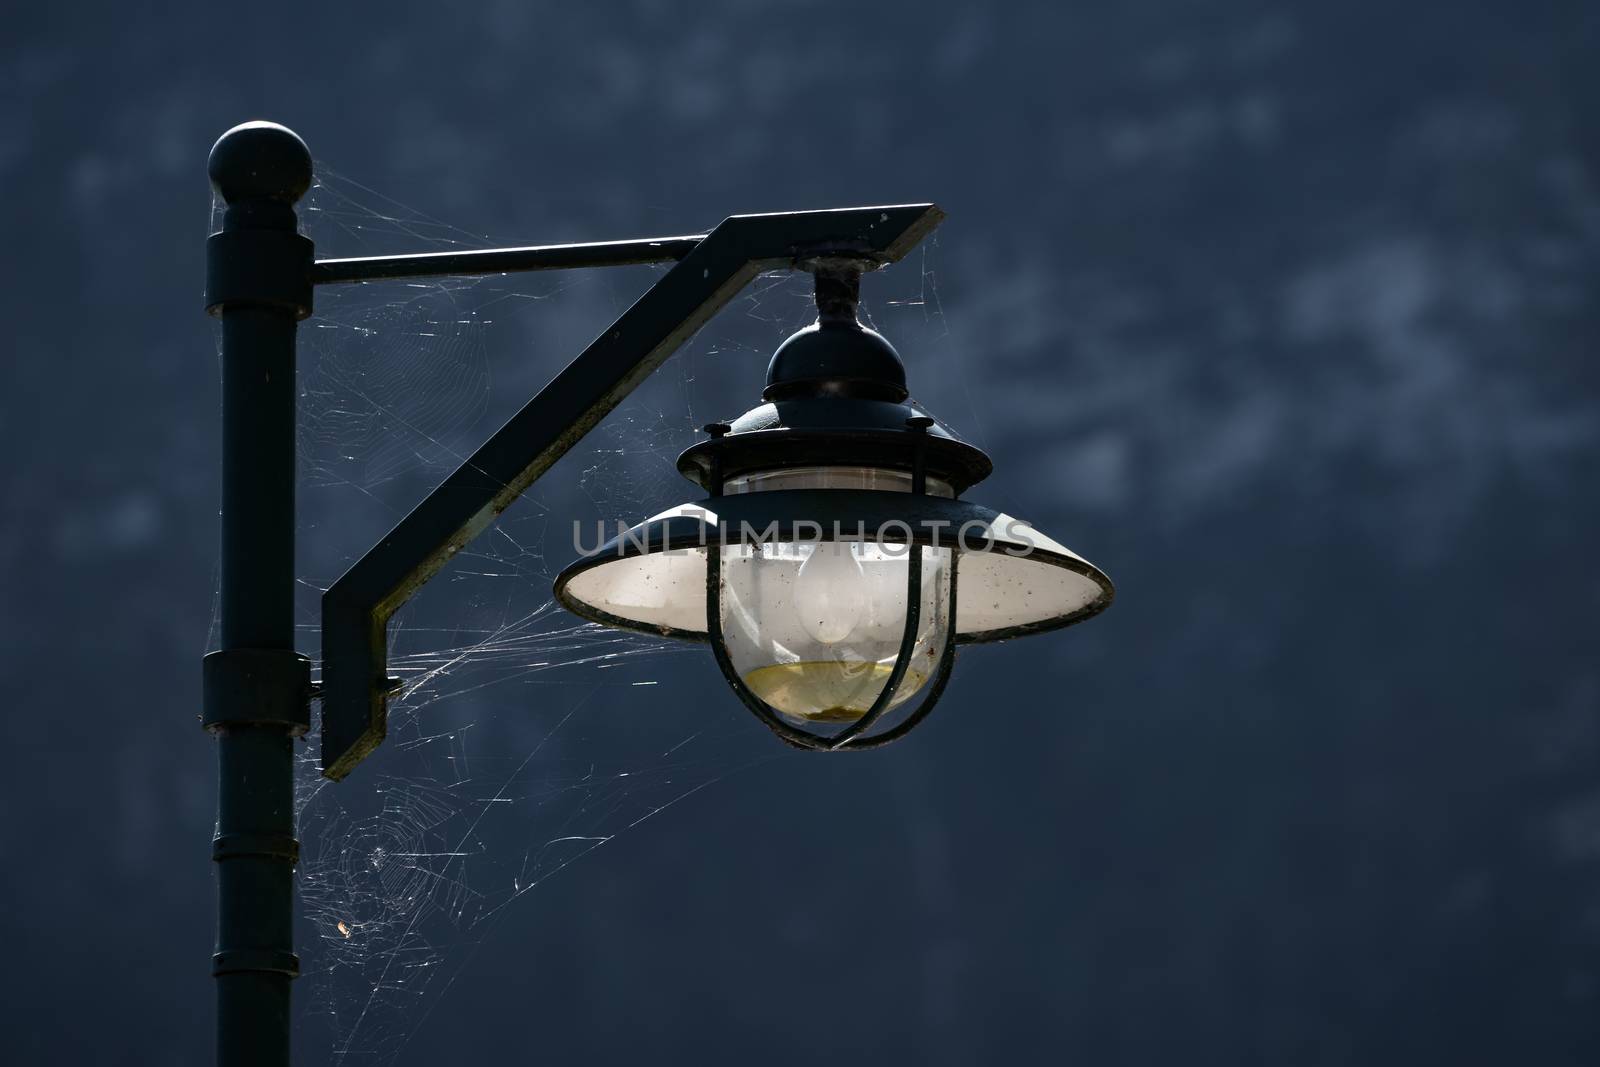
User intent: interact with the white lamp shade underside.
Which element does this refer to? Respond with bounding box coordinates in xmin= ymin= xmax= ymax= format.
xmin=558 ymin=501 xmax=1110 ymax=643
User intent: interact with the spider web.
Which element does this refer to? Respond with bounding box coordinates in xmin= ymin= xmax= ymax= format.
xmin=211 ymin=165 xmax=960 ymax=1063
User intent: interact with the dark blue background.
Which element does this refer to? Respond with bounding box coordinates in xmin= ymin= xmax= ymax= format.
xmin=4 ymin=2 xmax=1598 ymax=1063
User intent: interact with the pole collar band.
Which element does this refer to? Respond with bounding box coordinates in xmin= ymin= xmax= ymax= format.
xmin=202 ymin=648 xmax=312 ymax=736
xmin=212 ymin=833 xmax=301 ymax=865
xmin=205 ymin=229 xmax=314 ymax=319
xmin=212 ymin=949 xmax=301 ymax=978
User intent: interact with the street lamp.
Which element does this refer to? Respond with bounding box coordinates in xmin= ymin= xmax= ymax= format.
xmin=554 ymin=260 xmax=1114 ymax=749
xmin=202 ymin=119 xmax=1112 ymax=1066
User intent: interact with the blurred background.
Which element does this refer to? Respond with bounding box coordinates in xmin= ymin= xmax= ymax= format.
xmin=4 ymin=2 xmax=1599 ymax=1063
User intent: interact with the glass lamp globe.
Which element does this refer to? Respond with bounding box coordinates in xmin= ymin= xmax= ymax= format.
xmin=716 ymin=467 xmax=951 ymax=724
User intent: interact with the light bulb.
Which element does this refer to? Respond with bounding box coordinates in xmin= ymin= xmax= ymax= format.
xmin=792 ymin=542 xmax=865 ymax=644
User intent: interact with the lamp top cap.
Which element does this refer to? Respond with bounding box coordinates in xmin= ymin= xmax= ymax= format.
xmin=763 ymin=320 xmax=908 ymax=402
xmin=208 ymin=121 xmax=313 ymax=205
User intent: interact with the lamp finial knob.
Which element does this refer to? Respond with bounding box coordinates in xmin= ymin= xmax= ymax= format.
xmin=208 ymin=121 xmax=313 ymax=206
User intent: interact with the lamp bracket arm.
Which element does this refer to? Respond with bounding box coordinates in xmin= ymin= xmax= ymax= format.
xmin=318 ymin=203 xmax=945 ymax=780
xmin=310 ymin=235 xmax=707 ymax=285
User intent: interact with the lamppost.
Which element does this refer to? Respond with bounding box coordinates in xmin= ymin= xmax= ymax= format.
xmin=203 ymin=119 xmax=1113 ymax=1066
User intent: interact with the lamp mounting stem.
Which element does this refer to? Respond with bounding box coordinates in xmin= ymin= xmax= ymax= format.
xmin=805 ymin=255 xmax=879 ymax=325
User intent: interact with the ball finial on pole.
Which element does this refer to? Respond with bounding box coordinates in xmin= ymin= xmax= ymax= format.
xmin=207 ymin=121 xmax=313 ymax=206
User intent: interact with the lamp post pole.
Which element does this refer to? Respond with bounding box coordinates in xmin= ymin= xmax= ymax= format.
xmin=202 ymin=123 xmax=316 ymax=1067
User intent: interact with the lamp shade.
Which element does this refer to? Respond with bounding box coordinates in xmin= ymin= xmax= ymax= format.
xmin=554 ymin=481 xmax=1112 ymax=646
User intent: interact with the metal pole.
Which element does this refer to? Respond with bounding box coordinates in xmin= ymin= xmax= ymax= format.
xmin=201 ymin=121 xmax=315 ymax=1067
